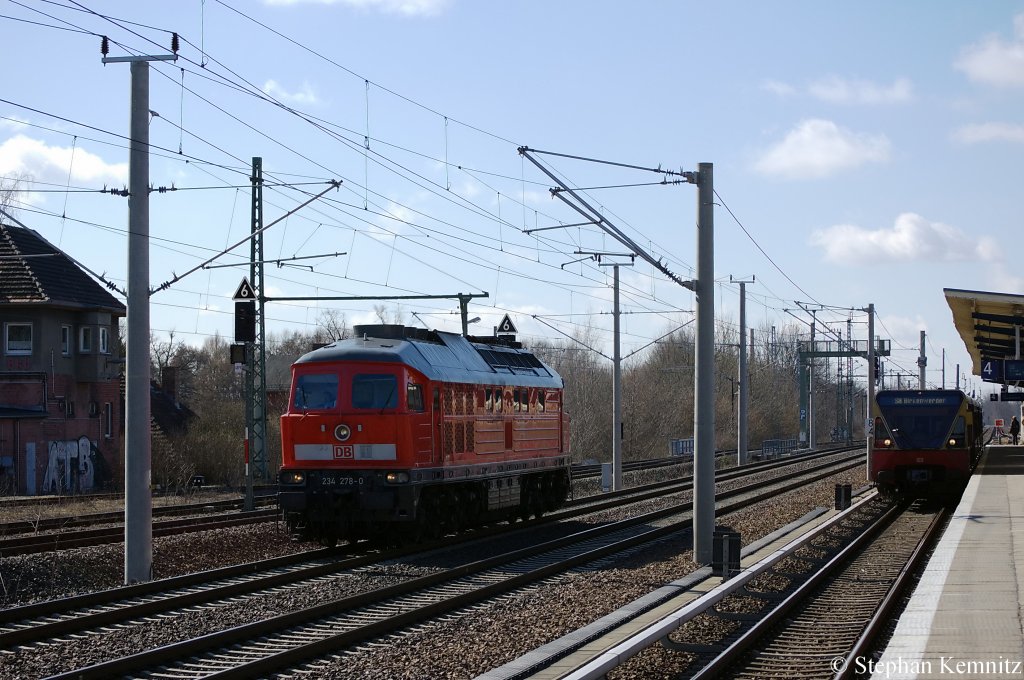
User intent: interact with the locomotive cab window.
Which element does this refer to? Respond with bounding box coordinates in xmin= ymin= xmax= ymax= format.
xmin=353 ymin=374 xmax=398 ymax=410
xmin=407 ymin=383 xmax=425 ymax=412
xmin=294 ymin=373 xmax=339 ymax=410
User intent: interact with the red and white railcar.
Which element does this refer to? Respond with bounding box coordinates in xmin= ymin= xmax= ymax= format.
xmin=871 ymin=389 xmax=983 ymax=498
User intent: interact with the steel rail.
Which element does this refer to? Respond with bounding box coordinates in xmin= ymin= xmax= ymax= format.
xmin=1 ymin=451 xmax=861 ymax=651
xmin=45 ymin=456 xmax=864 ymax=680
xmin=689 ymin=502 xmax=911 ymax=678
xmin=835 ymin=507 xmax=949 ymax=679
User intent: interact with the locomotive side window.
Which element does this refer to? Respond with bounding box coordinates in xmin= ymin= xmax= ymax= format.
xmin=494 ymin=389 xmax=503 ymax=413
xmin=294 ymin=373 xmax=339 ymax=410
xmin=352 ymin=374 xmax=399 ymax=409
xmin=485 ymin=388 xmax=493 ymax=412
xmin=407 ymin=383 xmax=425 ymax=412
xmin=538 ymin=391 xmax=545 ymax=412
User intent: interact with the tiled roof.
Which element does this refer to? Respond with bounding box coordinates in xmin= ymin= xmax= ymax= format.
xmin=0 ymin=222 xmax=125 ymax=312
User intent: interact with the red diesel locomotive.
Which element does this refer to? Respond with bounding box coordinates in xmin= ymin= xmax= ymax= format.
xmin=278 ymin=324 xmax=571 ymax=544
xmin=870 ymin=389 xmax=983 ymax=498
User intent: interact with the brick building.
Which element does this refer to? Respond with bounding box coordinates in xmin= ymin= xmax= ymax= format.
xmin=0 ymin=222 xmax=126 ymax=495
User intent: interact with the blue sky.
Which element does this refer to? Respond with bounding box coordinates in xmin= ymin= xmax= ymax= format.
xmin=2 ymin=1 xmax=1023 ymax=395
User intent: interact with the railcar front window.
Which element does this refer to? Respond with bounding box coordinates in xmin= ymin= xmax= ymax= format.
xmin=294 ymin=374 xmax=339 ymax=410
xmin=951 ymin=416 xmax=965 ymax=435
xmin=876 ymin=398 xmax=962 ymax=449
xmin=353 ymin=374 xmax=398 ymax=409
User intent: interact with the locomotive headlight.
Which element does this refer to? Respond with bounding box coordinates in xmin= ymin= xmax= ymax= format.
xmin=281 ymin=471 xmax=305 ymax=485
xmin=883 ymin=438 xmax=892 ymax=447
xmin=385 ymin=471 xmax=410 ymax=484
xmin=949 ymin=438 xmax=958 ymax=446
xmin=334 ymin=423 xmax=352 ymax=441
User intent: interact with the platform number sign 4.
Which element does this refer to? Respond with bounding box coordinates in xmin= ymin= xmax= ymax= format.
xmin=982 ymin=359 xmax=1004 ymax=383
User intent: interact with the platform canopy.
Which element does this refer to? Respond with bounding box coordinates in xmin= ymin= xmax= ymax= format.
xmin=945 ymin=287 xmax=1024 ymax=376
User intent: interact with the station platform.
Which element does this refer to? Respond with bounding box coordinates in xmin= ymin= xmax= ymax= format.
xmin=872 ymin=445 xmax=1024 ymax=679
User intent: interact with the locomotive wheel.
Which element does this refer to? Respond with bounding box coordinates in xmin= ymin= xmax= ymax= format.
xmin=318 ymin=524 xmax=339 ymax=548
xmin=419 ymin=489 xmax=443 ymax=539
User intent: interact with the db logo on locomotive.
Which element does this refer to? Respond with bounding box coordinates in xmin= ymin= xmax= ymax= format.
xmin=333 ymin=445 xmax=354 ymax=459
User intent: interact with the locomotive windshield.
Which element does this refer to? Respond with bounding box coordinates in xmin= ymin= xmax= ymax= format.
xmin=352 ymin=373 xmax=399 ymax=409
xmin=293 ymin=373 xmax=339 ymax=411
xmin=876 ymin=392 xmax=964 ymax=449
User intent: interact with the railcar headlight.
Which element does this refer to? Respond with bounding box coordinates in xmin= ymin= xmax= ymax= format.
xmin=385 ymin=471 xmax=410 ymax=484
xmin=334 ymin=423 xmax=352 ymax=441
xmin=281 ymin=471 xmax=305 ymax=485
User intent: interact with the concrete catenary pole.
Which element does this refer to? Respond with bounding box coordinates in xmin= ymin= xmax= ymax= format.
xmin=918 ymin=330 xmax=927 ymax=389
xmin=693 ymin=163 xmax=715 ymax=564
xmin=866 ymin=303 xmax=876 ymax=481
xmin=125 ymin=60 xmax=153 ymax=584
xmin=612 ymin=264 xmax=623 ymax=491
xmin=104 ymin=42 xmax=176 ymax=585
xmin=809 ymin=310 xmax=817 ymax=449
xmin=737 ymin=280 xmax=750 ymax=465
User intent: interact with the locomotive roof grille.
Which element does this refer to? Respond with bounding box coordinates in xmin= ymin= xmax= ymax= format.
xmin=475 ymin=346 xmax=544 ymax=374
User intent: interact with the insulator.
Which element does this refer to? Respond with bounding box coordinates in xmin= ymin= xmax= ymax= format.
xmin=101 ymin=36 xmax=109 ymax=56
xmin=171 ymin=32 xmax=179 ymax=54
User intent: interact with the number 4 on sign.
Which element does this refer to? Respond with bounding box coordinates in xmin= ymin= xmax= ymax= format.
xmin=233 ymin=278 xmax=256 ymax=301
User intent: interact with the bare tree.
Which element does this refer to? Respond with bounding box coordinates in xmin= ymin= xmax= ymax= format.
xmin=0 ymin=172 xmax=31 ymax=218
xmin=150 ymin=330 xmax=183 ymax=382
xmin=372 ymin=304 xmax=405 ymax=325
xmin=315 ymin=308 xmax=349 ymax=342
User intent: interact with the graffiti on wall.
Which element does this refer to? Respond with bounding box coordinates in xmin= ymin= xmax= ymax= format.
xmin=43 ymin=436 xmax=95 ymax=494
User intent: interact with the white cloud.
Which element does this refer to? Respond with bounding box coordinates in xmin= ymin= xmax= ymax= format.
xmin=753 ymin=119 xmax=890 ymax=179
xmin=878 ymin=313 xmax=930 ymax=349
xmin=807 ymin=76 xmax=913 ymax=104
xmin=986 ymin=262 xmax=1024 ymax=295
xmin=760 ymin=77 xmax=912 ymax=104
xmin=954 ymin=13 xmax=1024 ymax=87
xmin=809 ymin=212 xmax=999 ymax=265
xmin=952 ymin=122 xmax=1024 ymax=144
xmin=760 ymin=79 xmax=796 ymax=97
xmin=0 ymin=117 xmax=29 ymax=132
xmin=262 ymin=0 xmax=451 ymax=17
xmin=0 ymin=134 xmax=128 ymax=186
xmin=263 ymin=80 xmax=320 ymax=106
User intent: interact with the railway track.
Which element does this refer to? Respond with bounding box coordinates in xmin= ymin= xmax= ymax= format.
xmin=694 ymin=502 xmax=946 ymax=679
xmin=0 ymin=448 xmax=856 ymax=558
xmin=559 ymin=497 xmax=946 ymax=679
xmin=0 ymin=448 xmax=862 ymax=652
xmin=0 ymin=486 xmax=279 ymax=509
xmin=0 ymin=507 xmax=279 ymax=556
xmin=6 ymin=453 xmax=862 ymax=679
xmin=0 ymin=495 xmax=278 ymax=536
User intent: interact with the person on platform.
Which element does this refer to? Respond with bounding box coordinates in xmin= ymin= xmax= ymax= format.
xmin=1011 ymin=415 xmax=1021 ymax=445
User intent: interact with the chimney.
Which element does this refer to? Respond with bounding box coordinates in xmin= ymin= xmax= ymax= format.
xmin=163 ymin=366 xmax=178 ymax=406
